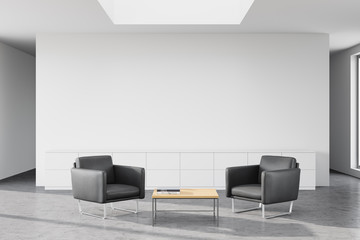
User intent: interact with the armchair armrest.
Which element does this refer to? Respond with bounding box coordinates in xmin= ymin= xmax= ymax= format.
xmin=226 ymin=165 xmax=259 ymax=197
xmin=71 ymin=168 xmax=106 ymax=203
xmin=113 ymin=165 xmax=145 ymax=199
xmin=261 ymin=168 xmax=301 ymax=204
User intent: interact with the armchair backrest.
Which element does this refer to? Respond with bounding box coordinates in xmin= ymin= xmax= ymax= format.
xmin=258 ymin=155 xmax=297 ymax=183
xmin=75 ymin=155 xmax=115 ymax=184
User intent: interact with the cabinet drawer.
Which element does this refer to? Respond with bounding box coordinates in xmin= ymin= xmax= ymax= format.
xmin=214 ymin=153 xmax=247 ymax=170
xmin=181 ymin=170 xmax=213 ymax=187
xmin=248 ymin=152 xmax=281 ymax=165
xmin=46 ymin=152 xmax=78 ymax=170
xmin=147 ymin=153 xmax=180 ymax=170
xmin=300 ymin=169 xmax=316 ymax=189
xmin=181 ymin=153 xmax=213 ymax=170
xmin=112 ymin=152 xmax=146 ymax=168
xmin=45 ymin=170 xmax=71 ymax=189
xmin=214 ymin=170 xmax=225 ymax=187
xmin=282 ymin=152 xmax=316 ymax=170
xmin=147 ymin=170 xmax=180 ymax=187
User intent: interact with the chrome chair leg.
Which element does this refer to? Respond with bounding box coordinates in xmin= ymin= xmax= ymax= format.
xmin=111 ymin=199 xmax=139 ymax=214
xmin=262 ymin=201 xmax=294 ymax=219
xmin=232 ymin=198 xmax=262 ymax=213
xmin=232 ymin=198 xmax=235 ymax=212
xmin=136 ymin=199 xmax=139 ymax=213
xmin=77 ymin=200 xmax=107 ymax=219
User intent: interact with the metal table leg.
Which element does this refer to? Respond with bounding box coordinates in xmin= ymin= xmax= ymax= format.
xmin=152 ymin=198 xmax=153 ymax=226
xmin=152 ymin=197 xmax=219 ymax=227
xmin=155 ymin=199 xmax=157 ymax=219
xmin=217 ymin=198 xmax=219 ymax=226
xmin=213 ymin=199 xmax=215 ymax=218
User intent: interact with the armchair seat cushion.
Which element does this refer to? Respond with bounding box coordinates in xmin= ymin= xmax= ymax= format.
xmin=231 ymin=184 xmax=261 ymax=200
xmin=106 ymin=184 xmax=140 ymax=200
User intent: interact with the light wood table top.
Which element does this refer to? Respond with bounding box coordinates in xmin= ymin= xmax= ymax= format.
xmin=152 ymin=189 xmax=219 ymax=199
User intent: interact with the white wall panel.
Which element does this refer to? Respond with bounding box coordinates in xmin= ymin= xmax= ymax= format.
xmin=214 ymin=153 xmax=247 ymax=170
xmin=282 ymin=152 xmax=316 ymax=170
xmin=45 ymin=170 xmax=71 ymax=189
xmin=46 ymin=152 xmax=78 ymax=170
xmin=147 ymin=170 xmax=179 ymax=187
xmin=300 ymin=170 xmax=316 ymax=189
xmin=214 ymin=170 xmax=226 ymax=187
xmin=147 ymin=153 xmax=179 ymax=170
xmin=180 ymin=153 xmax=213 ymax=169
xmin=181 ymin=170 xmax=213 ymax=187
xmin=37 ymin=34 xmax=329 ymax=187
xmin=112 ymin=152 xmax=146 ymax=168
xmin=248 ymin=152 xmax=281 ymax=165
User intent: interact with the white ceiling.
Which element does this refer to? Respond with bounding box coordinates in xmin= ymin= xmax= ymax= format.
xmin=0 ymin=0 xmax=360 ymax=56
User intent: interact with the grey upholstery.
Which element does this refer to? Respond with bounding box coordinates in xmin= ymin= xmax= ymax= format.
xmin=71 ymin=168 xmax=106 ymax=203
xmin=113 ymin=165 xmax=145 ymax=199
xmin=231 ymin=184 xmax=261 ymax=200
xmin=226 ymin=155 xmax=300 ymax=205
xmin=226 ymin=165 xmax=259 ymax=198
xmin=107 ymin=184 xmax=140 ymax=200
xmin=75 ymin=155 xmax=115 ymax=184
xmin=71 ymin=155 xmax=145 ymax=204
xmin=261 ymin=168 xmax=300 ymax=204
xmin=258 ymin=155 xmax=297 ymax=183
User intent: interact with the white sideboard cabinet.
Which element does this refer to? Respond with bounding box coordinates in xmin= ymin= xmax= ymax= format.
xmin=45 ymin=151 xmax=316 ymax=190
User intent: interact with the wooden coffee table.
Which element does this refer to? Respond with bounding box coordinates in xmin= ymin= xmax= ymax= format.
xmin=151 ymin=189 xmax=219 ymax=226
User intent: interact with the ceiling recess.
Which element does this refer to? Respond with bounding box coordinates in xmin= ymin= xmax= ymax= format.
xmin=97 ymin=0 xmax=255 ymax=24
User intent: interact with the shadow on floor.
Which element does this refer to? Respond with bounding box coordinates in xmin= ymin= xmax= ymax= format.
xmin=1 ymin=169 xmax=359 ymax=233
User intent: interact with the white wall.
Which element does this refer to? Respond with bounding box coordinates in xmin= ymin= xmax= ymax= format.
xmin=0 ymin=42 xmax=35 ymax=179
xmin=36 ymin=34 xmax=329 ymax=186
xmin=330 ymin=43 xmax=360 ymax=178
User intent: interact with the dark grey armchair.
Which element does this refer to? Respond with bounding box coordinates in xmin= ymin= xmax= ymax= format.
xmin=226 ymin=155 xmax=300 ymax=219
xmin=71 ymin=155 xmax=145 ymax=219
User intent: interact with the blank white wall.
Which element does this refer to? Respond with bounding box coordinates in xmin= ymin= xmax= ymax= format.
xmin=36 ymin=34 xmax=329 ymax=186
xmin=0 ymin=42 xmax=35 ymax=179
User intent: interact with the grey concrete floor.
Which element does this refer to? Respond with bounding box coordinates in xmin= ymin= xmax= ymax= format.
xmin=0 ymin=170 xmax=359 ymax=239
